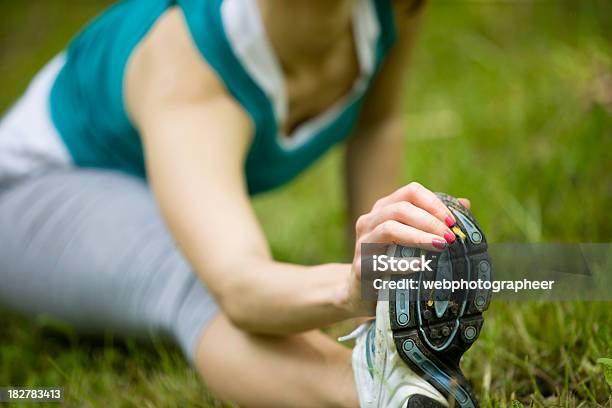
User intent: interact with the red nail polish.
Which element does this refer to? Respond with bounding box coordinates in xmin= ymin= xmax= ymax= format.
xmin=432 ymin=238 xmax=447 ymax=250
xmin=444 ymin=231 xmax=456 ymax=244
xmin=445 ymin=216 xmax=456 ymax=227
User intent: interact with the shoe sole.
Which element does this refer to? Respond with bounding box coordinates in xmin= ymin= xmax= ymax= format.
xmin=406 ymin=395 xmax=448 ymax=408
xmin=388 ymin=193 xmax=492 ymax=408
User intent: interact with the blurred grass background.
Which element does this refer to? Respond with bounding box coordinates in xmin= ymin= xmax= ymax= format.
xmin=0 ymin=0 xmax=611 ymax=407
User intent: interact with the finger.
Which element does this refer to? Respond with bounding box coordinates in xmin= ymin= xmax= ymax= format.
xmin=362 ymin=220 xmax=448 ymax=252
xmin=458 ymin=197 xmax=471 ymax=209
xmin=366 ymin=201 xmax=454 ymax=241
xmin=373 ymin=182 xmax=455 ymax=226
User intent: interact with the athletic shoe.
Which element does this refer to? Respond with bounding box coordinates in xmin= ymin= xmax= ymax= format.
xmin=342 ymin=295 xmax=449 ymax=408
xmin=387 ymin=193 xmax=492 ymax=407
xmin=343 ymin=193 xmax=491 ymax=407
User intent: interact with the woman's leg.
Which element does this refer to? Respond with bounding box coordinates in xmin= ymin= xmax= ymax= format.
xmin=0 ymin=169 xmax=217 ymax=344
xmin=196 ymin=315 xmax=358 ymax=408
xmin=0 ymin=169 xmax=358 ymax=407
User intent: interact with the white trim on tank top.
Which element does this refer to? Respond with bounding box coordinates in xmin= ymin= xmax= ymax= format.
xmin=0 ymin=53 xmax=71 ymax=184
xmin=221 ymin=0 xmax=380 ymax=151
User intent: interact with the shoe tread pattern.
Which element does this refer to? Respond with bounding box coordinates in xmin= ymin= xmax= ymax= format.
xmin=389 ymin=193 xmax=493 ymax=408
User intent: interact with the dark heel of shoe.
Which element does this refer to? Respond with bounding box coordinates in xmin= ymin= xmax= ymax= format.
xmin=389 ymin=193 xmax=492 ymax=408
xmin=406 ymin=395 xmax=447 ymax=408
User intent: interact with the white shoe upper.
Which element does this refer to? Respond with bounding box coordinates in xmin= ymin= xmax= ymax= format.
xmin=344 ymin=289 xmax=448 ymax=408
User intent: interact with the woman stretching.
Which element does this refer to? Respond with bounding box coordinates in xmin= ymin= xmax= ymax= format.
xmin=0 ymin=0 xmax=486 ymax=406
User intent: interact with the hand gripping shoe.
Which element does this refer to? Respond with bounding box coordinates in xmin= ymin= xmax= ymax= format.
xmin=344 ymin=193 xmax=492 ymax=408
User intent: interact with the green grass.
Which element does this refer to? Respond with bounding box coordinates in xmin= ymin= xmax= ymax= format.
xmin=1 ymin=1 xmax=611 ymax=407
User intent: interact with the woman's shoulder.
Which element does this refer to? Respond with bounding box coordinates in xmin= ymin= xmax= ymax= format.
xmin=124 ymin=7 xmax=230 ymax=125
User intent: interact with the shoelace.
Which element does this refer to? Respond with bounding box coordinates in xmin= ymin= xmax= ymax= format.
xmin=337 ymin=319 xmax=374 ymax=342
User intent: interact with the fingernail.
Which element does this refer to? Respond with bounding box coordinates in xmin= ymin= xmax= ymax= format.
xmin=444 ymin=231 xmax=456 ymax=244
xmin=432 ymin=238 xmax=447 ymax=250
xmin=445 ymin=216 xmax=456 ymax=227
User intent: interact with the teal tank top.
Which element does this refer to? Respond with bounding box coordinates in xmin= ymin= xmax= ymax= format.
xmin=50 ymin=0 xmax=396 ymax=195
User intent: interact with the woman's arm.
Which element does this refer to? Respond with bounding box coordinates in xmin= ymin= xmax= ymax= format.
xmin=124 ymin=10 xmax=359 ymax=334
xmin=121 ymin=9 xmax=368 ymax=336
xmin=346 ymin=6 xmax=425 ymax=226
xmin=124 ymin=8 xmax=454 ymax=335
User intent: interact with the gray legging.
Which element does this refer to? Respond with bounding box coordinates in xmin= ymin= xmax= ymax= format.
xmin=0 ymin=169 xmax=219 ymax=362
